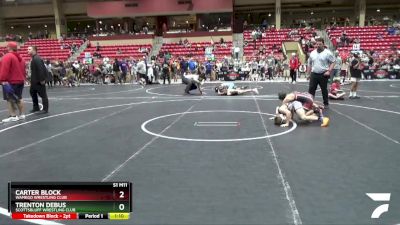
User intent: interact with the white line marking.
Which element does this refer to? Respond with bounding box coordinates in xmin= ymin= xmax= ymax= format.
xmin=0 ymin=207 xmax=65 ymax=225
xmin=252 ymin=96 xmax=302 ymax=225
xmin=363 ymin=95 xmax=400 ymax=98
xmin=141 ymin=111 xmax=297 ymax=142
xmin=194 ymin=122 xmax=239 ymax=127
xmin=146 ymin=86 xmax=184 ymax=97
xmin=0 ymin=106 xmax=133 ymax=159
xmin=195 ymin=122 xmax=239 ymax=125
xmin=389 ymin=83 xmax=400 ymax=88
xmin=0 ymin=99 xmax=200 ymax=134
xmin=331 ymin=108 xmax=399 ymax=145
xmin=47 ymin=97 xmax=156 ymax=100
xmin=45 ymin=95 xmax=278 ymax=101
xmin=341 ymin=87 xmax=400 ymax=94
xmin=330 ymin=103 xmax=400 ymax=115
xmin=54 ymin=86 xmax=143 ymax=98
xmin=102 ymin=104 xmax=197 ymax=181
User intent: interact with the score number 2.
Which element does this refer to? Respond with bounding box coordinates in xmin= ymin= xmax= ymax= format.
xmin=118 ymin=191 xmax=126 ymax=210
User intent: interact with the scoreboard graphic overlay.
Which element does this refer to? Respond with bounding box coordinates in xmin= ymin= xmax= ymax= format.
xmin=8 ymin=182 xmax=132 ymax=221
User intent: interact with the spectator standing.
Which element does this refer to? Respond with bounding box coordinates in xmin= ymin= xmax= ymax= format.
xmin=45 ymin=60 xmax=53 ymax=88
xmin=266 ymin=55 xmax=275 ymax=80
xmin=331 ymin=51 xmax=342 ymax=83
xmin=28 ymin=46 xmax=49 ymax=113
xmin=349 ymin=53 xmax=362 ymax=99
xmin=120 ymin=60 xmax=128 ymax=84
xmin=0 ymin=42 xmax=26 ymax=122
xmin=289 ymin=53 xmax=300 ymax=83
xmin=282 ymin=56 xmax=290 ymax=82
xmin=113 ymin=59 xmax=121 ymax=84
xmin=137 ymin=57 xmax=148 ymax=84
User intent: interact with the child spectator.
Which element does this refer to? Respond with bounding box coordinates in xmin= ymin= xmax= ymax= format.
xmin=329 ymin=77 xmax=346 ymax=100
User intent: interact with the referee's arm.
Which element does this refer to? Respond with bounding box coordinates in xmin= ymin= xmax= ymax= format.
xmin=324 ymin=51 xmax=336 ymax=76
xmin=306 ymin=57 xmax=312 ymax=77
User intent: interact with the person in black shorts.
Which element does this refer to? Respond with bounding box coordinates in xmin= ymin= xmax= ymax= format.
xmin=349 ymin=52 xmax=362 ymax=99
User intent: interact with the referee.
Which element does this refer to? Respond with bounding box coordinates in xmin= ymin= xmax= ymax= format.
xmin=306 ymin=38 xmax=336 ymax=108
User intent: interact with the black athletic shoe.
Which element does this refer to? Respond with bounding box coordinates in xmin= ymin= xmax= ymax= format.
xmin=353 ymin=96 xmax=360 ymax=99
xmin=30 ymin=109 xmax=40 ymax=113
xmin=36 ymin=110 xmax=48 ymax=114
xmin=349 ymin=96 xmax=354 ymax=99
xmin=324 ymin=104 xmax=329 ymax=109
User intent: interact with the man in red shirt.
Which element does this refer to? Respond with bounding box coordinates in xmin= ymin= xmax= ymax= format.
xmin=0 ymin=42 xmax=26 ymax=123
xmin=289 ymin=53 xmax=300 ymax=84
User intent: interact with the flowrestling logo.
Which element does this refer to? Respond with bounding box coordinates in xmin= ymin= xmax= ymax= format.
xmin=366 ymin=193 xmax=391 ymax=219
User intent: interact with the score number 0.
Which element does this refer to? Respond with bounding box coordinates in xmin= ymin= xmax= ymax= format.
xmin=119 ymin=191 xmax=125 ymax=210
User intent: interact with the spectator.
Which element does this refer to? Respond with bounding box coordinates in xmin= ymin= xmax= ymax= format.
xmin=143 ymin=26 xmax=149 ymax=34
xmin=266 ymin=54 xmax=275 ymax=80
xmin=96 ymin=42 xmax=101 ymax=51
xmin=120 ymin=60 xmax=128 ymax=84
xmin=113 ymin=59 xmax=121 ymax=84
xmin=44 ymin=60 xmax=53 ymax=88
xmin=28 ymin=45 xmax=49 ymax=113
xmin=243 ymin=20 xmax=248 ymax=29
xmin=289 ymin=53 xmax=300 ymax=84
xmin=234 ymin=46 xmax=240 ymax=59
xmin=349 ymin=53 xmax=362 ymax=99
xmin=282 ymin=56 xmax=290 ymax=81
xmin=340 ymin=32 xmax=348 ymax=46
xmin=331 ymin=51 xmax=342 ymax=83
xmin=205 ymin=60 xmax=213 ymax=80
xmin=377 ymin=33 xmax=383 ymax=40
xmin=344 ymin=17 xmax=350 ymax=27
xmin=72 ymin=61 xmax=80 ymax=77
xmin=261 ymin=19 xmax=268 ymax=30
xmin=0 ymin=42 xmax=26 ymax=122
xmin=137 ymin=57 xmax=148 ymax=84
xmin=161 ymin=60 xmax=171 ymax=85
xmin=388 ymin=26 xmax=396 ymax=35
xmin=188 ymin=58 xmax=197 ymax=74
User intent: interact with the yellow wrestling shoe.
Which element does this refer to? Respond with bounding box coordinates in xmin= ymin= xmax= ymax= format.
xmin=321 ymin=117 xmax=330 ymax=127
